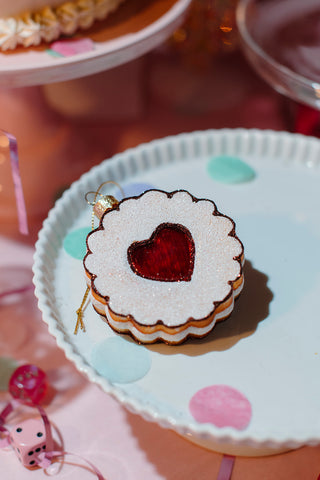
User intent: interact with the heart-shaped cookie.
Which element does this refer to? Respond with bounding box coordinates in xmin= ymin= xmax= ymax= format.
xmin=127 ymin=223 xmax=195 ymax=282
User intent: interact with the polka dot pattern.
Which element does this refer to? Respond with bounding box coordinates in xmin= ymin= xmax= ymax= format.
xmin=189 ymin=385 xmax=252 ymax=430
xmin=207 ymin=155 xmax=256 ymax=184
xmin=117 ymin=182 xmax=156 ymax=199
xmin=63 ymin=227 xmax=91 ymax=259
xmin=91 ymin=337 xmax=151 ymax=384
xmin=49 ymin=38 xmax=95 ymax=57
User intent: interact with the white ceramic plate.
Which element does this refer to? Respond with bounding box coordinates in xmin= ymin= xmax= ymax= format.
xmin=33 ymin=129 xmax=320 ymax=456
xmin=0 ymin=0 xmax=191 ymax=87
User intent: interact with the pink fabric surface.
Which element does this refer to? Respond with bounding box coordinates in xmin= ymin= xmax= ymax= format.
xmin=1 ymin=51 xmax=320 ymax=479
xmin=1 ymin=236 xmax=320 ymax=479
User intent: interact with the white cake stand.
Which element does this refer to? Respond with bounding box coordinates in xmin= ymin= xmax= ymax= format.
xmin=0 ymin=0 xmax=191 ymax=87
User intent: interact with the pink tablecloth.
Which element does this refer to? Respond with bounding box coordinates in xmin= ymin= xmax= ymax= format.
xmin=1 ymin=51 xmax=320 ymax=479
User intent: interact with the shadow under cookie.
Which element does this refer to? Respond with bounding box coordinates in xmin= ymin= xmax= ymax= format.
xmin=147 ymin=260 xmax=273 ymax=356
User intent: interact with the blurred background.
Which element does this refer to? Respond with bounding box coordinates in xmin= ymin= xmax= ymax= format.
xmin=1 ymin=0 xmax=304 ymax=241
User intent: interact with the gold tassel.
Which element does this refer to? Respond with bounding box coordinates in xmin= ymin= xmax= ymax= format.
xmin=74 ymin=286 xmax=90 ymax=334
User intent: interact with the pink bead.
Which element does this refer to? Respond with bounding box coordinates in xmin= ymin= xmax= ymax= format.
xmin=9 ymin=365 xmax=47 ymax=405
xmin=10 ymin=418 xmax=46 ymax=468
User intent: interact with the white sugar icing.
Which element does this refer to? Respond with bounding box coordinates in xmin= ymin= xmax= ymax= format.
xmin=0 ymin=0 xmax=125 ymax=50
xmin=0 ymin=19 xmax=20 ymax=50
xmin=17 ymin=16 xmax=42 ymax=47
xmin=84 ymin=190 xmax=244 ymax=343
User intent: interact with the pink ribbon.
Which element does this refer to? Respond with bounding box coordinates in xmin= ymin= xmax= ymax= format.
xmin=0 ymin=401 xmax=13 ymax=447
xmin=0 ymin=400 xmax=106 ymax=479
xmin=1 ymin=130 xmax=28 ymax=235
xmin=35 ymin=404 xmax=54 ymax=453
xmin=0 ymin=400 xmax=15 ymax=422
xmin=1 ymin=400 xmax=234 ymax=480
xmin=217 ymin=455 xmax=235 ymax=480
xmin=0 ymin=284 xmax=33 ymax=300
xmin=35 ymin=406 xmax=105 ymax=479
xmin=38 ymin=451 xmax=106 ymax=479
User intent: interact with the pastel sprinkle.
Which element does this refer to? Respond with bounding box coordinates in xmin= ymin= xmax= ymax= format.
xmin=189 ymin=385 xmax=252 ymax=430
xmin=63 ymin=227 xmax=91 ymax=259
xmin=50 ymin=38 xmax=95 ymax=57
xmin=207 ymin=155 xmax=256 ymax=184
xmin=91 ymin=337 xmax=151 ymax=384
xmin=46 ymin=49 xmax=64 ymax=58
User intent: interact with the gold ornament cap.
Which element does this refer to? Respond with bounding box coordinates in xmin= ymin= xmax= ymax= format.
xmin=93 ymin=194 xmax=118 ymax=219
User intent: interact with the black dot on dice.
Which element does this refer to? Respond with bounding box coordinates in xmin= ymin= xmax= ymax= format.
xmin=16 ymin=428 xmax=22 ymax=433
xmin=35 ymin=447 xmax=41 ymax=452
xmin=42 ymin=445 xmax=46 ymax=449
xmin=29 ymin=460 xmax=35 ymax=466
xmin=37 ymin=432 xmax=43 ymax=437
xmin=28 ymin=450 xmax=34 ymax=456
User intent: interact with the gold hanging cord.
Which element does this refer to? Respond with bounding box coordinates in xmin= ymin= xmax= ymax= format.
xmin=74 ymin=181 xmax=124 ymax=335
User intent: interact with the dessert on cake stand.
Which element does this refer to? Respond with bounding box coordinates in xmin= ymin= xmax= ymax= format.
xmin=0 ymin=0 xmax=192 ymax=239
xmin=33 ymin=127 xmax=320 ymax=457
xmin=0 ymin=0 xmax=191 ymax=87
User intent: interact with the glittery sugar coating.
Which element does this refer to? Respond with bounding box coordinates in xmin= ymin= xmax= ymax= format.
xmin=84 ymin=190 xmax=244 ymax=343
xmin=127 ymin=223 xmax=195 ymax=282
xmin=84 ymin=190 xmax=243 ymax=336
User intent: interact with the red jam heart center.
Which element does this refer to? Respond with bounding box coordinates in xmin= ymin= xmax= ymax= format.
xmin=127 ymin=223 xmax=195 ymax=282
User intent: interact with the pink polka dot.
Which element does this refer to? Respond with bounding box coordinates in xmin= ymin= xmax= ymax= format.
xmin=189 ymin=385 xmax=252 ymax=430
xmin=50 ymin=38 xmax=94 ymax=57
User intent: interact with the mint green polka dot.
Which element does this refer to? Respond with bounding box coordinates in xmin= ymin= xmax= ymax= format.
xmin=91 ymin=337 xmax=151 ymax=384
xmin=63 ymin=227 xmax=91 ymax=259
xmin=207 ymin=155 xmax=256 ymax=184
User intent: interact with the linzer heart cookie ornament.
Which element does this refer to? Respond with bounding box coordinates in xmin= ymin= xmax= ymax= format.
xmin=83 ymin=189 xmax=244 ymax=344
